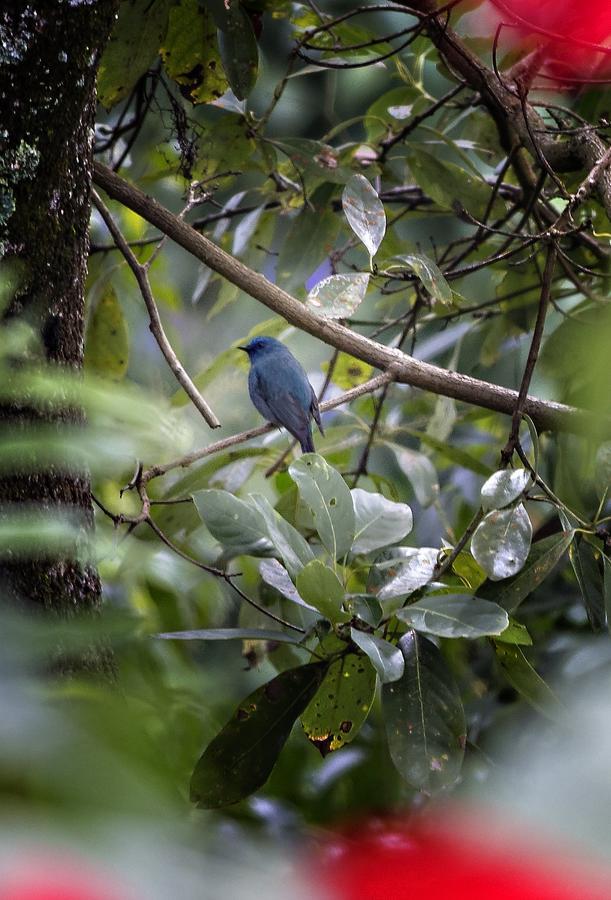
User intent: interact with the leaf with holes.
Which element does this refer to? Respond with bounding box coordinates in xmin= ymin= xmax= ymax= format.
xmin=351 ymin=488 xmax=413 ymax=554
xmin=190 ymin=662 xmax=327 ymax=807
xmin=160 ymin=0 xmax=227 ymax=104
xmin=471 ymin=504 xmax=532 ymax=581
xmin=306 ymin=273 xmax=370 ymax=318
xmin=396 ymin=594 xmax=508 ymax=639
xmin=342 ymin=174 xmax=386 ymax=258
xmin=301 ymin=635 xmax=376 ymax=755
xmin=289 ymin=454 xmax=355 ymax=560
xmin=383 ymin=631 xmax=466 ymax=794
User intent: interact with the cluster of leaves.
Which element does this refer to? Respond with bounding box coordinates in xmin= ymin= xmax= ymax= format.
xmin=153 ymin=450 xmax=608 ymax=806
xmin=86 ymin=0 xmax=611 ymax=818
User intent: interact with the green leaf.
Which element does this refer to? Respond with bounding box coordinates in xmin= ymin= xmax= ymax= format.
xmin=301 ymin=635 xmax=376 ymax=755
xmin=342 ymin=174 xmax=386 ymax=258
xmin=494 ymin=644 xmax=561 ymax=716
xmin=160 ymin=0 xmax=227 ymax=104
xmin=389 ymin=444 xmax=439 ymax=507
xmin=288 ymin=454 xmax=355 ymax=560
xmin=306 ymin=273 xmax=370 ymax=318
xmin=480 ymin=468 xmax=531 ymax=511
xmin=193 ymin=489 xmax=273 ymax=557
xmin=569 ymin=538 xmax=605 ymax=632
xmin=276 ymin=205 xmax=341 ymax=293
xmin=477 ymin=531 xmax=574 ymax=612
xmin=471 ymin=504 xmax=532 ymax=581
xmin=383 ymin=631 xmax=466 ymax=794
xmin=495 ymin=618 xmax=533 ymax=646
xmin=372 ymin=547 xmax=439 ymax=602
xmin=156 ymin=627 xmax=303 ymax=643
xmin=190 ymin=662 xmax=327 ymax=807
xmin=396 ymin=594 xmax=509 ymax=639
xmin=259 ymin=559 xmax=316 ymax=612
xmin=407 ymin=146 xmax=504 ymax=219
xmin=249 ymin=493 xmax=314 ymax=577
xmin=350 ymin=628 xmax=404 ymax=683
xmin=209 ymin=0 xmax=259 ymax=100
xmin=351 ymin=488 xmax=413 ymax=554
xmin=595 ymin=442 xmax=611 ymax=496
xmin=85 ymin=286 xmax=129 ymax=381
xmin=393 ymin=253 xmax=453 ymax=306
xmin=98 ymin=0 xmax=173 ymax=109
xmin=296 ymin=560 xmax=348 ymax=624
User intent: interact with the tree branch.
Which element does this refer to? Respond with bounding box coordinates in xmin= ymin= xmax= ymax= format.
xmin=93 ymin=162 xmax=610 ymax=438
xmin=91 ymin=190 xmax=221 ymax=429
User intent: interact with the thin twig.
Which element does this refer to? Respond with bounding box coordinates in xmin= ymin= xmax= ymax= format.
xmin=91 ymin=190 xmax=221 ymax=429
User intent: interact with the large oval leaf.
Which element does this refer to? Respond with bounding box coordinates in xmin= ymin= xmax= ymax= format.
xmin=306 ymin=273 xmax=370 ymax=318
xmin=259 ymin=559 xmax=316 ymax=611
xmin=301 ymin=635 xmax=376 ymax=755
xmin=396 ymin=595 xmax=509 ymax=639
xmin=480 ymin=468 xmax=531 ymax=511
xmin=342 ymin=174 xmax=386 ymax=258
xmin=193 ymin=489 xmax=273 ymax=557
xmin=288 ymin=454 xmax=355 ymax=560
xmin=160 ymin=0 xmax=227 ymax=104
xmin=372 ymin=547 xmax=439 ymax=602
xmin=389 ymin=444 xmax=439 ymax=507
xmin=351 ymin=488 xmax=413 ymax=554
xmin=471 ymin=504 xmax=532 ymax=581
xmin=394 ymin=253 xmax=452 ymax=306
xmin=209 ymin=0 xmax=259 ymax=100
xmin=383 ymin=631 xmax=466 ymax=794
xmin=190 ymin=662 xmax=327 ymax=807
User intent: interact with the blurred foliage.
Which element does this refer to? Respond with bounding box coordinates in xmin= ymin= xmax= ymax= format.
xmin=2 ymin=0 xmax=611 ymax=875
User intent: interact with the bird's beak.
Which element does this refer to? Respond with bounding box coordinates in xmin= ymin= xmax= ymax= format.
xmin=237 ymin=345 xmax=248 ymax=352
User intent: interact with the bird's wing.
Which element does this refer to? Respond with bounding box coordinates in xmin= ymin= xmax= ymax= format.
xmin=249 ymin=367 xmax=309 ymax=437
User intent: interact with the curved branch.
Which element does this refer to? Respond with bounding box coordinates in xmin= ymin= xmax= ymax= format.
xmin=93 ymin=162 xmax=610 ymax=439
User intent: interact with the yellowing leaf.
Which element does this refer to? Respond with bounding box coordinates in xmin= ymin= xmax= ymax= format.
xmin=85 ymin=286 xmax=129 ymax=381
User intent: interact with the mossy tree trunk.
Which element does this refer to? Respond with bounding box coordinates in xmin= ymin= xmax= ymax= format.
xmin=0 ymin=1 xmax=118 ymax=611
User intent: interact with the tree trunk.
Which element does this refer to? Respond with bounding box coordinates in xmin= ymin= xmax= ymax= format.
xmin=0 ymin=1 xmax=118 ymax=611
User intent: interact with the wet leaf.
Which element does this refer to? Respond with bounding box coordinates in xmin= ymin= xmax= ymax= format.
xmin=383 ymin=631 xmax=466 ymax=794
xmin=480 ymin=468 xmax=531 ymax=511
xmin=471 ymin=504 xmax=532 ymax=581
xmin=350 ymin=628 xmax=404 ymax=683
xmin=342 ymin=174 xmax=386 ymax=258
xmin=351 ymin=488 xmax=413 ymax=554
xmin=306 ymin=273 xmax=370 ymax=318
xmin=190 ymin=662 xmax=327 ymax=807
xmin=301 ymin=635 xmax=376 ymax=755
xmin=289 ymin=454 xmax=355 ymax=560
xmin=396 ymin=594 xmax=508 ymax=639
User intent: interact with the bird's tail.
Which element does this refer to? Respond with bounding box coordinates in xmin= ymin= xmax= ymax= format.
xmin=299 ymin=428 xmax=315 ymax=453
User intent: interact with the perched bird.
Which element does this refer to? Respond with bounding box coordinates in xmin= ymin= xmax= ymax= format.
xmin=239 ymin=336 xmax=324 ymax=453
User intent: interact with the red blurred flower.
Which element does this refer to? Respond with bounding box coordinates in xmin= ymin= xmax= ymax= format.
xmin=310 ymin=812 xmax=611 ymax=900
xmin=2 ymin=855 xmax=130 ymax=900
xmin=488 ymin=0 xmax=611 ymax=84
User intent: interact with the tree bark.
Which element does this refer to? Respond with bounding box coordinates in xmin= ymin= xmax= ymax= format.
xmin=0 ymin=1 xmax=118 ymax=611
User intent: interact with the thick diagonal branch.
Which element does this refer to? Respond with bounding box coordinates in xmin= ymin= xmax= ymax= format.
xmin=93 ymin=162 xmax=609 ymax=438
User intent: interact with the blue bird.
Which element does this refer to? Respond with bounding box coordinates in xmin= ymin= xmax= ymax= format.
xmin=238 ymin=336 xmax=324 ymax=453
